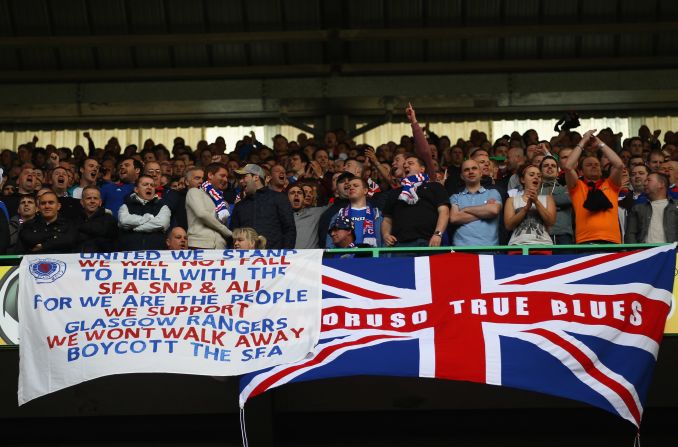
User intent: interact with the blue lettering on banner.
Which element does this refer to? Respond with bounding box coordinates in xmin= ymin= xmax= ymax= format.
xmin=67 ymin=339 xmax=178 ymax=362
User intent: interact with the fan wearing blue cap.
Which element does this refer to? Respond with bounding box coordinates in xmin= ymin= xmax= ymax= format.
xmin=328 ymin=216 xmax=356 ymax=248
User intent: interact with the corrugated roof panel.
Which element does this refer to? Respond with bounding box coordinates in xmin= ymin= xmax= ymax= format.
xmin=388 ymin=40 xmax=425 ymax=63
xmin=204 ymin=0 xmax=245 ymax=29
xmin=427 ymin=40 xmax=463 ymax=62
xmin=97 ymin=48 xmax=135 ymax=69
xmin=0 ymin=0 xmax=14 ymax=38
xmin=210 ymin=44 xmax=248 ymax=66
xmin=49 ymin=0 xmax=89 ymax=34
xmin=581 ymin=34 xmax=615 ymax=57
xmin=47 ymin=0 xmax=96 ymax=69
xmin=466 ymin=38 xmax=501 ymax=60
xmin=619 ymin=0 xmax=657 ymax=20
xmin=282 ymin=0 xmax=321 ymax=28
xmin=465 ymin=0 xmax=501 ymax=25
xmin=425 ymin=0 xmax=463 ymax=26
xmin=504 ymin=0 xmax=540 ymax=22
xmin=174 ymin=45 xmax=210 ymax=67
xmin=619 ymin=34 xmax=653 ymax=57
xmin=581 ymin=0 xmax=618 ymax=19
xmin=657 ymin=32 xmax=678 ymax=56
xmin=250 ymin=43 xmax=286 ymax=65
xmin=9 ymin=0 xmax=50 ymax=35
xmin=88 ymin=0 xmax=129 ymax=35
xmin=541 ymin=35 xmax=577 ymax=58
xmin=135 ymin=46 xmax=173 ymax=68
xmin=659 ymin=0 xmax=678 ymax=17
xmin=126 ymin=0 xmax=167 ymax=33
xmin=204 ymin=0 xmax=247 ymax=66
xmin=385 ymin=0 xmax=423 ymax=28
xmin=19 ymin=48 xmax=58 ymax=70
xmin=504 ymin=36 xmax=538 ymax=59
xmin=542 ymin=0 xmax=578 ymax=19
xmin=246 ymin=0 xmax=283 ymax=28
xmin=165 ymin=0 xmax=207 ymax=32
xmin=58 ymin=49 xmax=96 ymax=69
xmin=348 ymin=41 xmax=387 ymax=63
xmin=287 ymin=43 xmax=324 ymax=64
xmin=0 ymin=49 xmax=19 ymax=69
xmin=10 ymin=0 xmax=58 ymax=69
xmin=347 ymin=0 xmax=386 ymax=27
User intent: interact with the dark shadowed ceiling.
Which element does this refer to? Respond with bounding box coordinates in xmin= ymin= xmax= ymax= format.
xmin=1 ymin=0 xmax=677 ymax=82
xmin=0 ymin=0 xmax=677 ymax=128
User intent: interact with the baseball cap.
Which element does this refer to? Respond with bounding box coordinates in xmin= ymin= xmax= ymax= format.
xmin=328 ymin=216 xmax=354 ymax=235
xmin=234 ymin=164 xmax=265 ymax=180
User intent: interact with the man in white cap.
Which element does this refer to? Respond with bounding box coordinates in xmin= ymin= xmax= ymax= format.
xmin=230 ymin=164 xmax=296 ymax=249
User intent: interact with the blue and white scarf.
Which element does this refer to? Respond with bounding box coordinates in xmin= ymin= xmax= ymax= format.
xmin=398 ymin=173 xmax=429 ymax=204
xmin=340 ymin=205 xmax=378 ymax=247
xmin=201 ymin=180 xmax=229 ymax=223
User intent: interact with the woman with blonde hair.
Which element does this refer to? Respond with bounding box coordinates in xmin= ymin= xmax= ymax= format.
xmin=232 ymin=227 xmax=267 ymax=249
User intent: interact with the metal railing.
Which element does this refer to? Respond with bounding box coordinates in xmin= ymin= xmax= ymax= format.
xmin=325 ymin=243 xmax=666 ymax=257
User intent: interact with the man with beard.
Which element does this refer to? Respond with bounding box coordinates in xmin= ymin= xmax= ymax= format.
xmin=77 ymin=186 xmax=118 ymax=253
xmin=186 ymin=163 xmax=232 ymax=249
xmin=101 ymin=157 xmax=142 ymax=219
xmin=118 ymin=175 xmax=170 ymax=250
xmin=18 ymin=191 xmax=77 ymax=254
xmin=288 ymin=184 xmax=327 ymax=249
xmin=230 ymin=164 xmax=296 ymax=249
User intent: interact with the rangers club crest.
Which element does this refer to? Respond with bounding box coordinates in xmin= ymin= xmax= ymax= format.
xmin=28 ymin=259 xmax=66 ymax=284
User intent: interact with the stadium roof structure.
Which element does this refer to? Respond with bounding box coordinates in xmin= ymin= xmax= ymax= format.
xmin=0 ymin=0 xmax=677 ymax=126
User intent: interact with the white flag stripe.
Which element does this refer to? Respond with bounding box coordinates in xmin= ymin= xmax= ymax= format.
xmin=512 ymin=330 xmax=639 ymax=426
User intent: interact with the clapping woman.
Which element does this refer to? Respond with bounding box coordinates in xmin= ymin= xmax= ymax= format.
xmin=504 ymin=164 xmax=556 ymax=246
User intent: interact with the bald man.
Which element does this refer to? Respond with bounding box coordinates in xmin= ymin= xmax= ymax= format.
xmin=449 ymin=159 xmax=502 ymax=246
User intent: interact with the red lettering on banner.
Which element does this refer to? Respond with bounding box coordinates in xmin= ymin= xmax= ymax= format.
xmin=98 ymin=282 xmax=139 ymax=294
xmin=225 ymin=280 xmax=261 ymax=293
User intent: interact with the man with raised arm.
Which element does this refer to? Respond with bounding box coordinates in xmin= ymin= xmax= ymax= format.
xmin=563 ymin=129 xmax=624 ymax=244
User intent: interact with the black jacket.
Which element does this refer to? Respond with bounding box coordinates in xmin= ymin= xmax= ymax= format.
xmin=78 ymin=208 xmax=119 ymax=253
xmin=18 ymin=215 xmax=78 ymax=254
xmin=230 ymin=187 xmax=296 ymax=249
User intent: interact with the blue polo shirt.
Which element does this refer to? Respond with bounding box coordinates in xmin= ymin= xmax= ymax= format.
xmin=451 ymin=187 xmax=502 ymax=246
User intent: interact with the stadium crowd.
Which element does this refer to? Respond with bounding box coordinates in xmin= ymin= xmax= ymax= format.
xmin=1 ymin=104 xmax=677 ymax=255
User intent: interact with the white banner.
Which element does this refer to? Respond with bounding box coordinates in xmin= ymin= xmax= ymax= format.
xmin=18 ymin=249 xmax=323 ymax=405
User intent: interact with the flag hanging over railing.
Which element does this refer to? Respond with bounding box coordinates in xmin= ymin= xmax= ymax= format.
xmin=240 ymin=245 xmax=676 ymax=427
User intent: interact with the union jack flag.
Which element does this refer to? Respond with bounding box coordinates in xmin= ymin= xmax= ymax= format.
xmin=239 ymin=245 xmax=675 ymax=427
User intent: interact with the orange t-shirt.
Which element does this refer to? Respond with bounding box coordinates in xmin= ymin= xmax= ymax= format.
xmin=569 ymin=178 xmax=621 ymax=244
